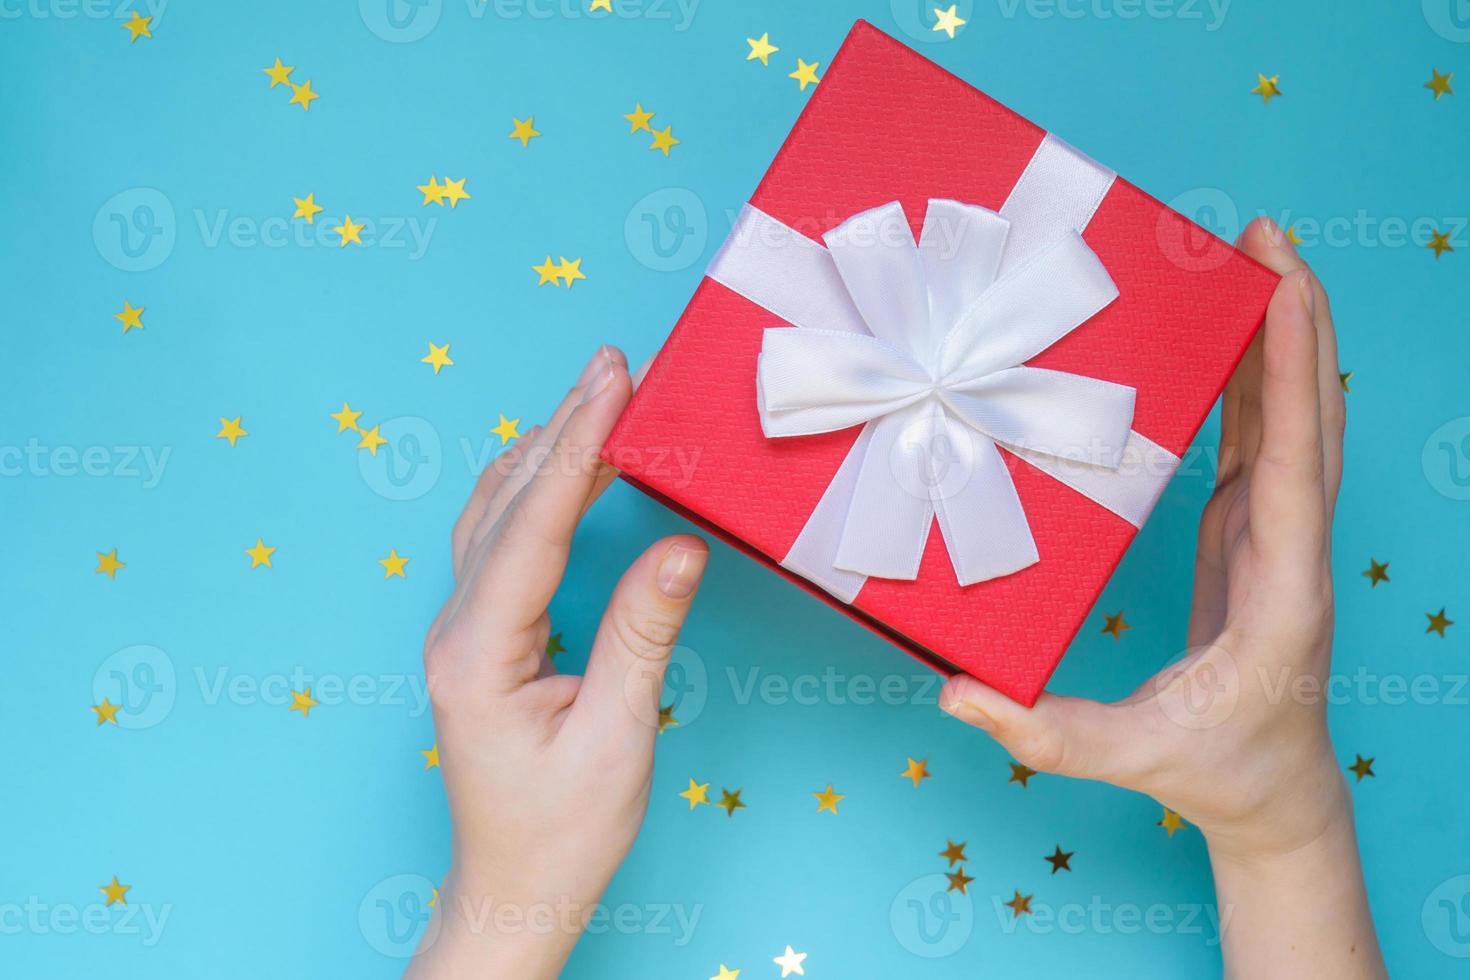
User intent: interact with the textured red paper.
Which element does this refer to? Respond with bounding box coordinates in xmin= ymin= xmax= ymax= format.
xmin=603 ymin=20 xmax=1279 ymax=706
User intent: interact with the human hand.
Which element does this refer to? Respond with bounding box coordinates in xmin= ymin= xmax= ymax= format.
xmin=406 ymin=346 xmax=709 ymax=979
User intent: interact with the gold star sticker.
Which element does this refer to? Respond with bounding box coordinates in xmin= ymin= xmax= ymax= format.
xmin=357 ymin=425 xmax=387 ymax=455
xmin=556 ymin=257 xmax=585 ymax=287
xmin=1426 ymin=68 xmax=1454 ymax=101
xmin=333 ymin=215 xmax=365 ymax=247
xmin=379 ymin=548 xmax=410 ymax=579
xmin=1101 ymin=611 xmax=1130 ymax=640
xmin=789 ymin=59 xmax=821 ymax=91
xmin=246 ymin=538 xmax=276 ymax=569
xmin=1427 ymin=608 xmax=1454 ymax=637
xmin=1339 ymin=370 xmax=1353 ymax=393
xmin=716 ymin=788 xmax=745 ymax=817
xmin=288 ymin=79 xmax=319 ymax=111
xmin=649 ymin=125 xmax=680 ymax=156
xmin=422 ymin=744 xmax=440 ymax=770
xmin=1004 ymin=890 xmax=1033 ymax=917
xmin=262 ymin=57 xmax=293 ymax=87
xmin=1251 ymin=73 xmax=1282 ymax=103
xmin=532 ymin=256 xmax=561 ymax=286
xmin=95 ymin=549 xmax=125 ymax=579
xmin=1362 ymin=558 xmax=1390 ymax=587
xmin=900 ymin=757 xmax=931 ymax=788
xmin=1286 ymin=225 xmax=1304 ymax=246
xmin=441 ymin=177 xmax=471 ymax=208
xmin=939 ymin=840 xmax=967 ymax=867
xmin=546 ymin=632 xmax=566 ymax=658
xmin=679 ymin=778 xmax=710 ymax=810
xmin=590 ymin=0 xmax=612 ymax=10
xmin=1427 ymin=229 xmax=1454 ymax=259
xmin=813 ymin=784 xmax=845 ymax=814
xmin=932 ymin=4 xmax=967 ymax=38
xmin=508 ymin=116 xmax=541 ymax=147
xmin=746 ymin=33 xmax=779 ymax=66
xmin=1045 ymin=845 xmax=1074 ymax=874
xmin=1158 ymin=807 xmax=1186 ymax=837
xmin=710 ymin=967 xmax=739 ymax=980
xmin=1008 ymin=762 xmax=1037 ymax=788
xmin=114 ymin=301 xmax=144 ymax=333
xmin=292 ymin=192 xmax=323 ymax=224
xmin=122 ymin=11 xmax=151 ymax=42
xmin=945 ymin=866 xmax=974 ymax=894
xmin=772 ymin=946 xmax=807 ymax=977
xmin=92 ymin=698 xmax=121 ymax=726
xmin=623 ymin=102 xmax=655 ymax=133
xmin=331 ymin=402 xmax=362 ymax=433
xmin=289 ymin=687 xmax=318 ymax=717
xmin=100 ymin=876 xmax=130 ymax=905
xmin=1348 ymin=754 xmax=1375 ymax=782
xmin=427 ymin=886 xmax=439 ymax=908
xmin=417 ymin=176 xmax=447 ymax=206
xmin=421 ymin=342 xmax=454 ymax=374
xmin=490 ymin=414 xmax=521 ymax=445
xmin=657 ymin=704 xmax=678 ymax=734
xmin=216 ymin=416 xmax=248 ymax=447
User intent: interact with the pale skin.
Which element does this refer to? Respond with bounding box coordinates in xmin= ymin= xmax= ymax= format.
xmin=409 ymin=217 xmax=1384 ymax=978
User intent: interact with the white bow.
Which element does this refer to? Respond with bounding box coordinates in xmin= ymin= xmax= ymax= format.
xmin=754 ymin=199 xmax=1135 ymax=586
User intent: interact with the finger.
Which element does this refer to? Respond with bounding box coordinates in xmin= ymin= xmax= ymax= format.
xmin=939 ymin=675 xmax=1154 ymax=787
xmin=565 ymin=535 xmax=709 ymax=745
xmin=586 ymin=352 xmax=656 ymax=509
xmin=451 ymin=425 xmax=539 ymax=574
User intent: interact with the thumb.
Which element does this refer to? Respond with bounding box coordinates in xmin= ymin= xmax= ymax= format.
xmin=570 ymin=535 xmax=709 ymax=742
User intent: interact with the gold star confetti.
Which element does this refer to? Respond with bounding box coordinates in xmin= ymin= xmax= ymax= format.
xmin=332 ymin=215 xmax=365 ymax=247
xmin=1251 ymin=73 xmax=1282 ymax=103
xmin=932 ymin=4 xmax=967 ymax=38
xmin=939 ymin=840 xmax=967 ymax=867
xmin=716 ymin=788 xmax=745 ymax=817
xmin=709 ymin=967 xmax=740 ymax=980
xmin=1008 ymin=762 xmax=1037 ymax=788
xmin=1348 ymin=754 xmax=1375 ymax=782
xmin=508 ymin=116 xmax=541 ymax=148
xmin=95 ymin=549 xmax=125 ymax=579
xmin=746 ymin=33 xmax=779 ymax=66
xmin=288 ymin=79 xmax=320 ymax=111
xmin=1004 ymin=890 xmax=1033 ymax=917
xmin=1427 ymin=608 xmax=1454 ymax=637
xmin=1426 ymin=68 xmax=1454 ymax=101
xmin=357 ymin=425 xmax=387 ymax=455
xmin=1362 ymin=558 xmax=1389 ymax=588
xmin=289 ymin=688 xmax=318 ymax=717
xmin=649 ymin=125 xmax=680 ymax=156
xmin=122 ymin=11 xmax=151 ymax=42
xmin=945 ymin=867 xmax=973 ymax=894
xmin=490 ymin=414 xmax=522 ymax=445
xmin=245 ymin=538 xmax=276 ymax=569
xmin=216 ymin=416 xmax=248 ymax=447
xmin=100 ymin=876 xmax=130 ymax=905
xmin=421 ymin=342 xmax=454 ymax=375
xmin=1158 ymin=807 xmax=1186 ymax=837
xmin=1286 ymin=225 xmax=1304 ymax=246
xmin=379 ymin=548 xmax=410 ymax=579
xmin=421 ymin=744 xmax=440 ymax=770
xmin=532 ymin=255 xmax=561 ymax=286
xmin=1339 ymin=370 xmax=1353 ymax=393
xmin=590 ymin=0 xmax=611 ymax=10
xmin=427 ymin=887 xmax=438 ymax=908
xmin=417 ymin=176 xmax=447 ymax=206
xmin=813 ymin=784 xmax=845 ymax=814
xmin=114 ymin=301 xmax=144 ymax=333
xmin=556 ymin=256 xmax=585 ymax=287
xmin=292 ymin=192 xmax=323 ymax=224
xmin=657 ymin=704 xmax=678 ymax=734
xmin=441 ymin=177 xmax=471 ymax=208
xmin=546 ymin=632 xmax=566 ymax=658
xmin=92 ymin=698 xmax=121 ymax=726
xmin=623 ymin=102 xmax=655 ymax=133
xmin=331 ymin=403 xmax=362 ymax=433
xmin=262 ymin=57 xmax=293 ymax=88
xmin=1101 ymin=610 xmax=1130 ymax=640
xmin=772 ymin=946 xmax=807 ymax=977
xmin=1427 ymin=229 xmax=1454 ymax=259
xmin=900 ymin=757 xmax=931 ymax=788
xmin=789 ymin=59 xmax=821 ymax=91
xmin=679 ymin=778 xmax=710 ymax=810
xmin=1045 ymin=845 xmax=1073 ymax=874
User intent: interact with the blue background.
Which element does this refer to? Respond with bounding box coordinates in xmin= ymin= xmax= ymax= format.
xmin=3 ymin=0 xmax=1468 ymax=976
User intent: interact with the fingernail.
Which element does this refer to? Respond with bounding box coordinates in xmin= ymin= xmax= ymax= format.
xmin=656 ymin=543 xmax=708 ymax=599
xmin=1261 ymin=217 xmax=1284 ymax=246
xmin=581 ymin=365 xmax=617 ymax=403
xmin=1297 ymin=271 xmax=1316 ymax=317
xmin=944 ymin=698 xmax=997 ymax=733
xmin=577 ymin=346 xmax=614 ymax=386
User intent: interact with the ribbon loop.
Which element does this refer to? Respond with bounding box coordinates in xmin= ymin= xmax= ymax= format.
xmin=758 ymin=328 xmax=931 ymax=438
xmin=823 ymin=203 xmax=931 ymax=359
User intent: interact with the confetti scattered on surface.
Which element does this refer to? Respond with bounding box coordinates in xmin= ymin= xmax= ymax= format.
xmin=92 ymin=698 xmax=121 ymax=726
xmin=332 ymin=215 xmax=364 ymax=247
xmin=508 ymin=116 xmax=541 ymax=148
xmin=545 ymin=633 xmax=565 ymax=658
xmin=330 ymin=403 xmax=362 ymax=433
xmin=623 ymin=103 xmax=655 ymax=133
xmin=421 ymin=744 xmax=440 ymax=770
xmin=379 ymin=549 xmax=410 ymax=579
xmin=216 ymin=416 xmax=248 ymax=447
xmin=557 ymin=256 xmax=585 ymax=286
xmin=113 ymin=301 xmax=144 ymax=333
xmin=1425 ymin=68 xmax=1454 ymax=100
xmin=290 ymin=688 xmax=318 ymax=717
xmin=1426 ymin=229 xmax=1454 ymax=259
xmin=1101 ymin=610 xmax=1130 ymax=640
xmin=490 ymin=414 xmax=522 ymax=444
xmin=716 ymin=788 xmax=745 ymax=817
xmin=95 ymin=549 xmax=125 ymax=579
xmin=709 ymin=966 xmax=740 ymax=980
xmin=1349 ymin=754 xmax=1375 ymax=782
xmin=900 ymin=757 xmax=931 ymax=788
xmin=100 ymin=875 xmax=130 ymax=905
xmin=291 ymin=192 xmax=323 ymax=223
xmin=813 ymin=784 xmax=844 ymax=814
xmin=746 ymin=33 xmax=779 ymax=66
xmin=932 ymin=5 xmax=967 ymax=39
xmin=1157 ymin=808 xmax=1186 ymax=837
xmin=945 ymin=867 xmax=973 ymax=894
xmin=357 ymin=425 xmax=387 ymax=455
xmin=649 ymin=125 xmax=680 ymax=156
xmin=1425 ymin=608 xmax=1453 ymax=636
xmin=1004 ymin=890 xmax=1034 ymax=917
xmin=245 ymin=538 xmax=275 ymax=569
xmin=1008 ymin=762 xmax=1037 ymax=788
xmin=1252 ymin=73 xmax=1282 ymax=103
xmin=789 ymin=58 xmax=821 ymax=91
xmin=1363 ymin=558 xmax=1390 ymax=587
xmin=288 ymin=79 xmax=320 ymax=111
xmin=939 ymin=840 xmax=967 ymax=866
xmin=122 ymin=11 xmax=151 ymax=43
xmin=1339 ymin=370 xmax=1353 ymax=392
xmin=441 ymin=177 xmax=470 ymax=208
xmin=590 ymin=0 xmax=612 ymax=11
xmin=262 ymin=57 xmax=293 ymax=88
xmin=679 ymin=778 xmax=710 ymax=809
xmin=772 ymin=945 xmax=807 ymax=977
xmin=1045 ymin=845 xmax=1074 ymax=874
xmin=421 ymin=342 xmax=454 ymax=374
xmin=657 ymin=704 xmax=678 ymax=734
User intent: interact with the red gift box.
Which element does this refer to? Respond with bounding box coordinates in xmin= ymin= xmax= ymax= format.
xmin=603 ymin=20 xmax=1278 ymax=706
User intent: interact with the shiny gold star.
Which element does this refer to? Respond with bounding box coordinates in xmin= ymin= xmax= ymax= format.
xmin=92 ymin=698 xmax=121 ymax=726
xmin=289 ymin=687 xmax=318 ymax=717
xmin=1004 ymin=890 xmax=1033 ymax=917
xmin=262 ymin=57 xmax=293 ymax=88
xmin=546 ymin=632 xmax=566 ymax=658
xmin=1251 ymin=73 xmax=1282 ymax=103
xmin=789 ymin=59 xmax=821 ymax=92
xmin=122 ymin=11 xmax=151 ymax=42
xmin=590 ymin=0 xmax=611 ymax=10
xmin=657 ymin=704 xmax=678 ymax=734
xmin=1428 ymin=230 xmax=1454 ymax=259
xmin=114 ymin=301 xmax=144 ymax=333
xmin=772 ymin=945 xmax=807 ymax=978
xmin=1045 ymin=845 xmax=1073 ymax=874
xmin=939 ymin=840 xmax=967 ymax=867
xmin=508 ymin=116 xmax=541 ymax=147
xmin=95 ymin=549 xmax=125 ymax=579
xmin=945 ymin=866 xmax=973 ymax=894
xmin=932 ymin=4 xmax=967 ymax=38
xmin=379 ymin=548 xmax=410 ymax=579
xmin=532 ymin=255 xmax=561 ymax=286
xmin=357 ymin=425 xmax=387 ymax=455
xmin=1008 ymin=762 xmax=1037 ymax=788
xmin=421 ymin=342 xmax=454 ymax=374
xmin=1427 ymin=608 xmax=1454 ymax=637
xmin=1348 ymin=754 xmax=1374 ymax=782
xmin=900 ymin=757 xmax=931 ymax=788
xmin=1426 ymin=68 xmax=1454 ymax=101
xmin=292 ymin=192 xmax=323 ymax=224
xmin=746 ymin=33 xmax=779 ymax=66
xmin=679 ymin=778 xmax=710 ymax=810
xmin=330 ymin=402 xmax=362 ymax=433
xmin=1362 ymin=558 xmax=1389 ymax=587
xmin=649 ymin=125 xmax=680 ymax=156
xmin=216 ymin=416 xmax=248 ymax=447
xmin=416 ymin=176 xmax=447 ymax=207
xmin=556 ymin=257 xmax=585 ymax=287
xmin=442 ymin=177 xmax=471 ymax=208
xmin=1339 ymin=370 xmax=1353 ymax=393
xmin=709 ymin=967 xmax=740 ymax=980
xmin=421 ymin=744 xmax=440 ymax=770
xmin=288 ymin=79 xmax=320 ymax=111
xmin=245 ymin=538 xmax=276 ymax=569
xmin=490 ymin=414 xmax=521 ymax=445
xmin=1158 ymin=807 xmax=1186 ymax=837
xmin=813 ymin=784 xmax=845 ymax=814
xmin=100 ymin=875 xmax=130 ymax=905
xmin=1101 ymin=611 xmax=1130 ymax=640
xmin=1286 ymin=225 xmax=1304 ymax=246
xmin=623 ymin=102 xmax=655 ymax=133
xmin=333 ymin=215 xmax=365 ymax=247
xmin=716 ymin=788 xmax=746 ymax=817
